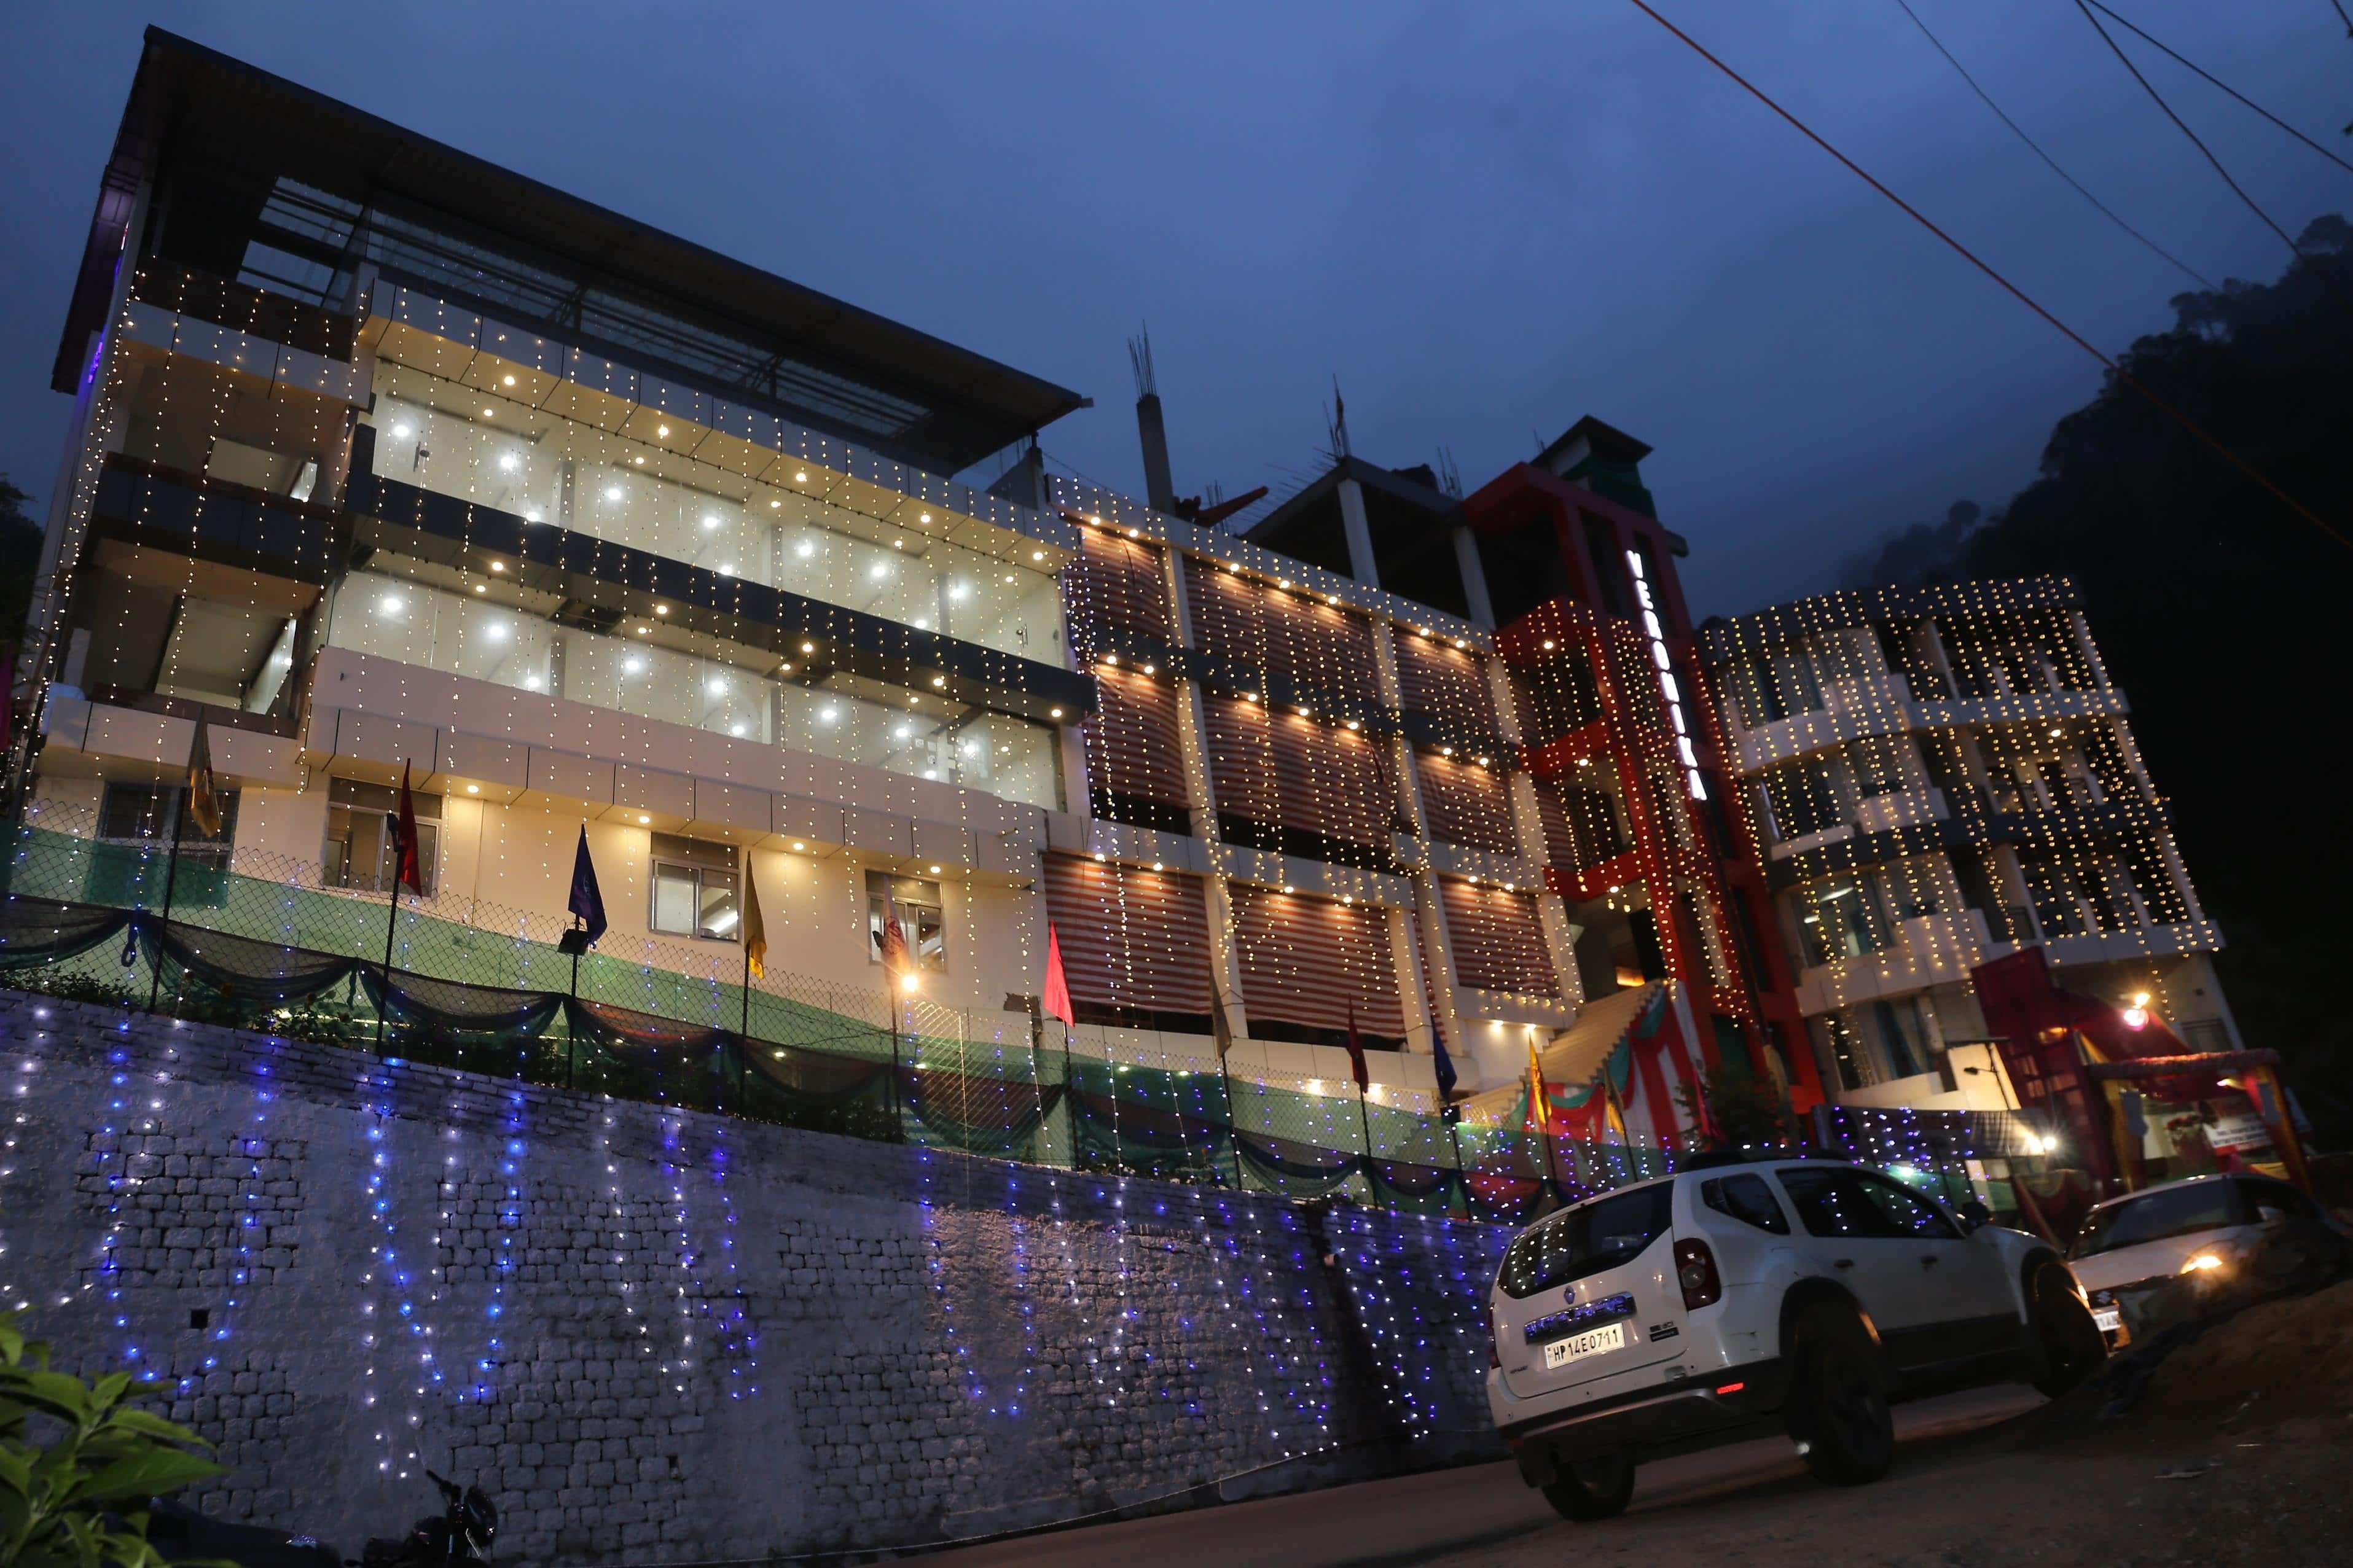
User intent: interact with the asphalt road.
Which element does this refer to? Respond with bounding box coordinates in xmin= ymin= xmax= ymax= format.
xmin=923 ymin=1384 xmax=2046 ymax=1568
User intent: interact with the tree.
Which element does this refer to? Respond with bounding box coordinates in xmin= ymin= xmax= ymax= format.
xmin=0 ymin=1313 xmax=225 ymax=1568
xmin=1678 ymin=1062 xmax=1796 ymax=1151
xmin=1845 ymin=215 xmax=2353 ymax=1139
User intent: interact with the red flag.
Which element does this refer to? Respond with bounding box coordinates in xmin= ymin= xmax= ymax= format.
xmin=880 ymin=910 xmax=911 ymax=980
xmin=1345 ymin=998 xmax=1369 ymax=1093
xmin=1041 ymin=922 xmax=1075 ymax=1028
xmin=393 ymin=762 xmax=422 ymax=895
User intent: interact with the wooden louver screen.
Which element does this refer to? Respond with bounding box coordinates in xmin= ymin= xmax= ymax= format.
xmin=1393 ymin=632 xmax=1497 ymax=730
xmin=1182 ymin=558 xmax=1382 ymax=703
xmin=1532 ymin=774 xmax=1628 ymax=875
xmin=1041 ymin=854 xmax=1216 ymax=1016
xmin=1439 ymin=878 xmax=1560 ymax=997
xmin=1083 ymin=668 xmax=1189 ymax=809
xmin=1204 ymin=696 xmax=1393 ymax=851
xmin=1063 ymin=528 xmax=1173 ymax=650
xmin=1230 ymin=885 xmax=1406 ymax=1038
xmin=1417 ymin=752 xmax=1518 ymax=856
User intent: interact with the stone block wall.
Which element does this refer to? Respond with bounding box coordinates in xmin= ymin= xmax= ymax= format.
xmin=0 ymin=991 xmax=1508 ymax=1563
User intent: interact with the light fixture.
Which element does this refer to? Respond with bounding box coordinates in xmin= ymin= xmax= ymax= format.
xmin=1049 ymin=707 xmax=1064 ymax=719
xmin=1277 ymin=578 xmax=1291 ymax=590
xmin=717 ymin=564 xmax=735 ymax=577
xmin=638 ymin=814 xmax=651 ymax=824
xmin=1542 ymin=639 xmax=1556 ymax=650
xmin=1140 ymin=663 xmax=1155 ymax=676
xmin=391 ymin=423 xmax=413 ymax=440
xmin=605 ymin=485 xmax=624 ymax=502
xmin=483 ymin=621 xmax=509 ymax=643
xmin=931 ymin=675 xmax=947 ymax=688
xmin=1151 ymin=861 xmax=1164 ymax=872
xmin=729 ymin=724 xmax=746 ymax=737
xmin=928 ymin=865 xmax=941 ymax=875
xmin=472 ymin=584 xmax=487 ymax=594
xmin=501 ymin=374 xmax=515 ymax=386
xmin=657 ymin=424 xmax=671 ymax=439
xmin=702 ymin=513 xmax=721 ymax=531
xmin=498 ymin=452 xmax=520 ymax=473
xmin=920 ymin=512 xmax=933 ymax=523
xmin=869 ymin=562 xmax=891 ymax=580
xmin=795 ymin=470 xmax=808 ymax=482
xmin=1031 ymin=551 xmax=1045 ymax=562
xmin=524 ymin=509 xmax=544 ymax=523
xmin=801 ymin=641 xmax=816 ymax=654
xmin=899 ymin=973 xmax=920 ymax=994
xmin=771 ymin=499 xmax=783 ymax=509
xmin=523 ymin=674 xmax=544 ymax=691
xmin=654 ymin=604 xmax=669 ymax=616
xmin=1344 ymin=719 xmax=1360 ymax=731
xmin=791 ymin=841 xmax=805 ymax=852
xmin=624 ymin=657 xmax=646 ymax=675
xmin=632 ymin=455 xmax=644 ymax=466
xmin=796 ymin=540 xmax=815 ymax=558
xmin=707 ymin=676 xmax=729 ymax=695
xmin=2179 ymin=1252 xmax=2225 ymax=1274
xmin=819 ymin=706 xmax=839 ymax=724
xmin=481 ymin=407 xmax=495 ymax=418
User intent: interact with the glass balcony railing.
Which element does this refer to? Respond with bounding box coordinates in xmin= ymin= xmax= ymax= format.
xmin=368 ymin=370 xmax=1067 ymax=663
xmin=324 ymin=568 xmax=1062 ymax=809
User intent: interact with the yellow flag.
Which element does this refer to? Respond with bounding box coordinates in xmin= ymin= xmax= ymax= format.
xmin=1527 ymin=1039 xmax=1552 ymax=1137
xmin=186 ymin=714 xmax=222 ymax=840
xmin=742 ymin=863 xmax=767 ymax=979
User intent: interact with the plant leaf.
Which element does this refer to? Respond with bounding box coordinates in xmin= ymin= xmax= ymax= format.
xmin=66 ymin=1449 xmax=225 ymax=1507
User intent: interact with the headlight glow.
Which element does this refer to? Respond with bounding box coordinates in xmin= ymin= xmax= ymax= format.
xmin=2179 ymin=1252 xmax=2226 ymax=1274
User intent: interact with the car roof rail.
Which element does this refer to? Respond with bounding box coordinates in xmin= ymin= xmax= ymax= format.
xmin=1677 ymin=1144 xmax=1847 ymax=1171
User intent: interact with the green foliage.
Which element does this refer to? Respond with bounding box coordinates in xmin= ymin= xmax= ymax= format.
xmin=1677 ymin=1063 xmax=1795 ymax=1151
xmin=0 ymin=1314 xmax=227 ymax=1568
xmin=7 ymin=974 xmax=135 ymax=1011
xmin=1844 ymin=216 xmax=2353 ymax=1141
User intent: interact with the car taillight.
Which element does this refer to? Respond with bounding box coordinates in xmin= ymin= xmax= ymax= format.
xmin=1486 ymin=1310 xmax=1503 ymax=1369
xmin=1674 ymin=1238 xmax=1721 ymax=1311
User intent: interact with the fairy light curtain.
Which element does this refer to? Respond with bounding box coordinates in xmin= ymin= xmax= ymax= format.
xmin=1038 ymin=853 xmax=1218 ymax=1018
xmin=1081 ymin=666 xmax=1191 ymax=817
xmin=1063 ymin=528 xmax=1173 ymax=652
xmin=1392 ymin=631 xmax=1497 ymax=731
xmin=1530 ymin=774 xmax=1627 ymax=877
xmin=1227 ymin=886 xmax=1407 ymax=1041
xmin=1180 ymin=559 xmax=1382 ymax=704
xmin=1415 ymin=751 xmax=1518 ymax=856
xmin=1438 ymin=879 xmax=1559 ymax=997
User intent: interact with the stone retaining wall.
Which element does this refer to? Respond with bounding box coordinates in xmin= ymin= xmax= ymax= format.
xmin=0 ymin=991 xmax=1508 ymax=1563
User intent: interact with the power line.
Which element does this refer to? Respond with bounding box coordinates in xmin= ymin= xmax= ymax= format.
xmin=2085 ymin=1 xmax=2353 ymax=179
xmin=1620 ymin=0 xmax=2346 ymax=553
xmin=2070 ymin=1 xmax=2309 ymax=265
xmin=2330 ymin=1 xmax=2351 ymax=39
xmin=1892 ymin=0 xmax=2212 ymax=289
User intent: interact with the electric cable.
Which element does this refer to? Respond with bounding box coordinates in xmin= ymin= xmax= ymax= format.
xmin=1892 ymin=0 xmax=2212 ymax=288
xmin=2070 ymin=1 xmax=2309 ymax=265
xmin=1621 ymin=0 xmax=2347 ymax=553
xmin=2084 ymin=1 xmax=2353 ymax=179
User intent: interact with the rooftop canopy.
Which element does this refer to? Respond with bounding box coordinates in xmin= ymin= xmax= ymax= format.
xmin=57 ymin=28 xmax=1087 ymax=475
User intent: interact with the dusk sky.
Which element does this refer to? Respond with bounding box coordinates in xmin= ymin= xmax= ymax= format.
xmin=3 ymin=2 xmax=2346 ymax=618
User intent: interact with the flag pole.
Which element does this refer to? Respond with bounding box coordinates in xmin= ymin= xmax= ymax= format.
xmin=144 ymin=782 xmax=188 ymax=1017
xmin=373 ymin=819 xmax=399 ymax=1056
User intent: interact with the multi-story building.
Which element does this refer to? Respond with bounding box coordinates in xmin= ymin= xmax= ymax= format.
xmin=12 ymin=29 xmax=1824 ymax=1158
xmin=1696 ymin=580 xmax=2240 ymax=1114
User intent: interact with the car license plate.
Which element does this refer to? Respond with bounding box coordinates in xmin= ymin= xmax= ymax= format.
xmin=2093 ymin=1308 xmax=2122 ymax=1334
xmin=1543 ymin=1321 xmax=1628 ymax=1369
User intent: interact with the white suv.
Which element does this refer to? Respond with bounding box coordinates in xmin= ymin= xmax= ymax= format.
xmin=1486 ymin=1153 xmax=2104 ymax=1521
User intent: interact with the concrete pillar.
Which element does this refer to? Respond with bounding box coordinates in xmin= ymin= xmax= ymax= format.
xmin=1452 ymin=525 xmax=1497 ymax=630
xmin=1336 ymin=476 xmax=1380 ymax=588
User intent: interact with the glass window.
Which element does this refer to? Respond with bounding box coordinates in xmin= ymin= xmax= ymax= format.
xmin=648 ymin=836 xmax=739 ymax=940
xmin=2236 ymin=1179 xmax=2316 ymax=1226
xmin=866 ymin=872 xmax=945 ymax=971
xmin=1850 ymin=1171 xmax=1960 ymax=1239
xmin=1495 ymin=1181 xmax=1674 ymax=1299
xmin=99 ymin=782 xmax=240 ymax=870
xmin=1701 ymin=1173 xmax=1790 ymax=1234
xmin=1777 ymin=1167 xmax=1907 ymax=1239
xmin=2069 ymin=1182 xmax=2242 ymax=1259
xmin=324 ymin=779 xmax=440 ymax=896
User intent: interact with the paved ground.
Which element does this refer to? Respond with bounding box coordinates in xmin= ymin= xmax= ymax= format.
xmin=923 ymin=1379 xmax=2353 ymax=1568
xmin=926 ymin=1386 xmax=2040 ymax=1568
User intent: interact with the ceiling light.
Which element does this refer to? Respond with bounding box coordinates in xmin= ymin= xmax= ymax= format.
xmin=919 ymin=512 xmax=933 ymax=523
xmin=1031 ymin=551 xmax=1045 ymax=562
xmin=779 ymin=663 xmax=794 ymax=674
xmin=605 ymin=485 xmax=624 ymax=502
xmin=794 ymin=470 xmax=809 ymax=482
xmin=657 ymin=424 xmax=671 ymax=439
xmin=632 ymin=455 xmax=644 ymax=466
xmin=483 ymin=621 xmax=509 ymax=643
xmin=869 ymin=562 xmax=891 ymax=580
xmin=1049 ymin=707 xmax=1064 ymax=719
xmin=801 ymin=641 xmax=816 ymax=654
xmin=523 ymin=509 xmax=543 ymax=523
xmin=707 ymin=676 xmax=729 ymax=695
xmin=795 ymin=540 xmax=815 ymax=558
xmin=523 ymin=674 xmax=543 ymax=691
xmin=498 ymin=452 xmax=519 ymax=472
xmin=489 ymin=561 xmax=506 ymax=572
xmin=1140 ymin=663 xmax=1155 ymax=676
xmin=948 ymin=581 xmax=970 ymax=601
xmin=1542 ymin=639 xmax=1556 ymax=650
xmin=770 ymin=499 xmax=782 ymax=509
xmin=1277 ymin=578 xmax=1291 ymax=590
xmin=702 ymin=513 xmax=721 ymax=531
xmin=717 ymin=564 xmax=735 ymax=576
xmin=654 ymin=604 xmax=669 ymax=616
xmin=928 ymin=865 xmax=942 ymax=875
xmin=791 ymin=841 xmax=805 ymax=851
xmin=391 ymin=423 xmax=413 ymax=440
xmin=481 ymin=407 xmax=495 ymax=418
xmin=931 ymin=675 xmax=947 ymax=688
xmin=819 ymin=706 xmax=839 ymax=724
xmin=466 ymin=784 xmax=480 ymax=795
xmin=638 ymin=814 xmax=651 ymax=825
xmin=893 ymin=725 xmax=912 ymax=741
xmin=472 ymin=583 xmax=487 ymax=594
xmin=501 ymin=374 xmax=515 ymax=386
xmin=624 ymin=657 xmax=646 ymax=675
xmin=729 ymin=724 xmax=746 ymax=737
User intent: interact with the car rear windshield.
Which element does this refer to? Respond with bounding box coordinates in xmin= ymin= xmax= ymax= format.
xmin=1495 ymin=1182 xmax=1674 ymax=1300
xmin=2070 ymin=1184 xmax=2242 ymax=1260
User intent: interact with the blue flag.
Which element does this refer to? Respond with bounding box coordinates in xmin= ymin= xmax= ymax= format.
xmin=1431 ymin=1027 xmax=1458 ymax=1100
xmin=568 ymin=825 xmax=608 ymax=946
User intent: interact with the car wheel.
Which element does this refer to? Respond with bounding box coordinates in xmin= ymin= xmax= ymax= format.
xmin=1785 ymin=1302 xmax=1894 ymax=1486
xmin=2028 ymin=1260 xmax=2106 ymax=1398
xmin=1540 ymin=1449 xmax=1636 ymax=1521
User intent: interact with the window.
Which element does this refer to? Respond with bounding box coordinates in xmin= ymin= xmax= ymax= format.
xmin=1701 ymin=1174 xmax=1789 ymax=1235
xmin=2069 ymin=1184 xmax=2239 ymax=1260
xmin=1795 ymin=875 xmax=1889 ymax=965
xmin=1871 ymin=999 xmax=1926 ymax=1080
xmin=649 ymin=833 xmax=738 ymax=940
xmin=100 ymin=783 xmax=240 ymax=870
xmin=1496 ymin=1182 xmax=1674 ymax=1299
xmin=1850 ymin=1171 xmax=1960 ymax=1239
xmin=866 ymin=871 xmax=944 ymax=970
xmin=324 ymin=778 xmax=438 ymax=896
xmin=1776 ymin=1167 xmax=1956 ymax=1240
xmin=2236 ymin=1179 xmax=2317 ymax=1227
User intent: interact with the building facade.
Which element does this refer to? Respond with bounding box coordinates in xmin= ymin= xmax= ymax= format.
xmin=1696 ymin=580 xmax=2240 ymax=1115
